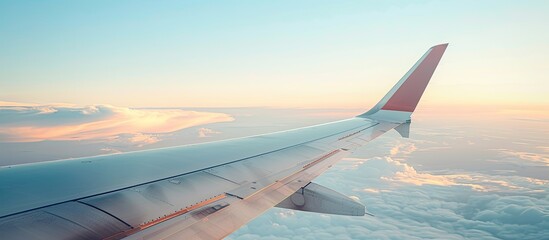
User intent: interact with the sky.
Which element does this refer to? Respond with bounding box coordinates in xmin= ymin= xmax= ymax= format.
xmin=1 ymin=0 xmax=548 ymax=108
xmin=1 ymin=1 xmax=548 ymax=239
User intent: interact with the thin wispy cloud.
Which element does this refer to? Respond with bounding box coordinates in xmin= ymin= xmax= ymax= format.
xmin=0 ymin=102 xmax=234 ymax=143
xmin=494 ymin=148 xmax=549 ymax=166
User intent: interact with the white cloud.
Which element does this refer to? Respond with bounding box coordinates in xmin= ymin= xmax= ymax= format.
xmin=390 ymin=142 xmax=417 ymax=156
xmin=197 ymin=127 xmax=222 ymax=138
xmin=106 ymin=133 xmax=162 ymax=147
xmin=228 ymin=135 xmax=549 ymax=240
xmin=223 ymin=109 xmax=549 ymax=239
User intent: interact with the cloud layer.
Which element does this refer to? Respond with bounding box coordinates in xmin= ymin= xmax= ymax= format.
xmin=0 ymin=103 xmax=234 ymax=143
xmin=227 ymin=135 xmax=549 ymax=240
xmin=228 ymin=157 xmax=549 ymax=240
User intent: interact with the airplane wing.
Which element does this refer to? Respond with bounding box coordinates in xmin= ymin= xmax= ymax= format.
xmin=0 ymin=44 xmax=448 ymax=240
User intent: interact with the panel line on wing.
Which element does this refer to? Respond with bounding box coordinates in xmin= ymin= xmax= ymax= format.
xmin=41 ymin=211 xmax=101 ymax=238
xmin=203 ymin=170 xmax=241 ymax=185
xmin=76 ymin=200 xmax=133 ymax=229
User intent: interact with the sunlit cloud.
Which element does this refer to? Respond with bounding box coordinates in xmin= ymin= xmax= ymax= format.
xmin=346 ymin=143 xmax=546 ymax=193
xmin=353 ymin=156 xmax=543 ymax=193
xmin=494 ymin=148 xmax=549 ymax=166
xmin=390 ymin=142 xmax=418 ymax=156
xmin=374 ymin=157 xmax=486 ymax=191
xmin=361 ymin=188 xmax=381 ymax=194
xmin=106 ymin=133 xmax=162 ymax=147
xmin=0 ymin=102 xmax=234 ymax=144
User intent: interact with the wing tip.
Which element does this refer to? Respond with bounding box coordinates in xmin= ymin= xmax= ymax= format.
xmin=357 ymin=43 xmax=449 ymax=120
xmin=431 ymin=43 xmax=449 ymax=49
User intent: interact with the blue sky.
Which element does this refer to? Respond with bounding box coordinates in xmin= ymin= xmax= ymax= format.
xmin=1 ymin=1 xmax=548 ymax=107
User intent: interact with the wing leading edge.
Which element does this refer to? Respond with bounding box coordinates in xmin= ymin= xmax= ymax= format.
xmin=0 ymin=44 xmax=448 ymax=240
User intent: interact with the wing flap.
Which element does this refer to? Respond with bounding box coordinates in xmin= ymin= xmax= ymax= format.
xmin=275 ymin=182 xmax=365 ymax=216
xmin=79 ymin=171 xmax=239 ymax=228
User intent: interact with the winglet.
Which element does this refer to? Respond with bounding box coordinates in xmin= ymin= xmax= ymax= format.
xmin=358 ymin=44 xmax=448 ymax=121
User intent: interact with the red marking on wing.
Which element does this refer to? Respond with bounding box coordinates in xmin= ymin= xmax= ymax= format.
xmin=381 ymin=44 xmax=447 ymax=112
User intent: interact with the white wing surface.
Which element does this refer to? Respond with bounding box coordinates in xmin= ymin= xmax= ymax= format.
xmin=0 ymin=44 xmax=448 ymax=240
